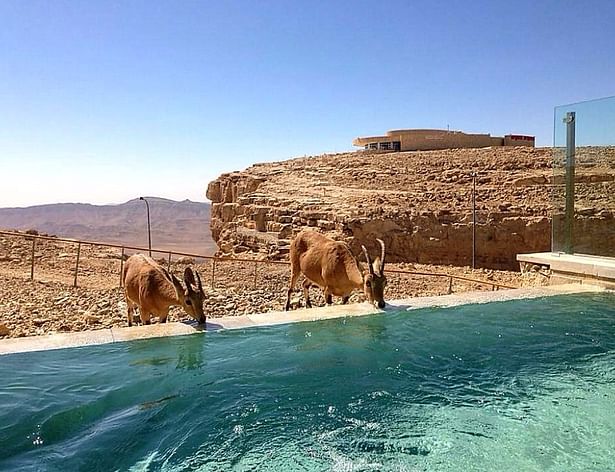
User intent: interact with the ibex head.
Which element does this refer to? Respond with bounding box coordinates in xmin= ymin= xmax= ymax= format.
xmin=361 ymin=239 xmax=387 ymax=309
xmin=168 ymin=267 xmax=207 ymax=324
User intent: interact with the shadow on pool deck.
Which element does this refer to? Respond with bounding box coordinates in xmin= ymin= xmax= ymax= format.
xmin=0 ymin=284 xmax=605 ymax=355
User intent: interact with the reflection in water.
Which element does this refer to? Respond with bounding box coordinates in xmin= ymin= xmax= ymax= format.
xmin=1 ymin=293 xmax=615 ymax=471
xmin=124 ymin=334 xmax=205 ymax=371
xmin=291 ymin=314 xmax=388 ymax=353
xmin=129 ymin=356 xmax=174 ymax=367
xmin=175 ymin=335 xmax=205 ymax=370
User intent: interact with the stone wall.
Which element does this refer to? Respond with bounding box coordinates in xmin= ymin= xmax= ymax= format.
xmin=206 ymin=176 xmax=552 ymax=270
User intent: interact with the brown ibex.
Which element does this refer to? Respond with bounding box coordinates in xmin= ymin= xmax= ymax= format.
xmin=284 ymin=230 xmax=387 ymax=311
xmin=122 ymin=254 xmax=206 ymax=326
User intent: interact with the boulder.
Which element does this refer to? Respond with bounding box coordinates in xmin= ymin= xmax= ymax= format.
xmin=177 ymin=256 xmax=195 ymax=265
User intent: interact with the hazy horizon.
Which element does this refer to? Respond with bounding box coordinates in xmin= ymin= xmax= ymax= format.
xmin=0 ymin=195 xmax=212 ymax=210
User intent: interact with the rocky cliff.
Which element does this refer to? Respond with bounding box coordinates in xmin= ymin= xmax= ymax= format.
xmin=206 ymin=147 xmax=615 ymax=270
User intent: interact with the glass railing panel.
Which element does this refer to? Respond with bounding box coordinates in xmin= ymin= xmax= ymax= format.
xmin=553 ymin=96 xmax=615 ymax=257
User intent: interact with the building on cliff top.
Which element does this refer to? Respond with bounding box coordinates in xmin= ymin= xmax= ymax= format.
xmin=352 ymin=129 xmax=535 ymax=152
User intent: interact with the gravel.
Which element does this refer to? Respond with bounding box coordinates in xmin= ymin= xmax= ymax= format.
xmin=0 ymin=232 xmax=546 ymax=339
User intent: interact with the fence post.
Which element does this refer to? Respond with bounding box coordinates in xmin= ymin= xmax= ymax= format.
xmin=30 ymin=237 xmax=36 ymax=281
xmin=211 ymin=258 xmax=217 ymax=289
xmin=73 ymin=242 xmax=81 ymax=288
xmin=119 ymin=247 xmax=125 ymax=288
xmin=447 ymin=276 xmax=453 ymax=295
xmin=167 ymin=252 xmax=172 ymax=271
xmin=564 ymin=111 xmax=576 ymax=254
xmin=471 ymin=172 xmax=477 ymax=269
xmin=253 ymin=260 xmax=258 ymax=289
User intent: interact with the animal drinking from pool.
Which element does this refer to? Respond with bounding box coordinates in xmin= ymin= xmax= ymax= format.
xmin=123 ymin=254 xmax=206 ymax=326
xmin=285 ymin=230 xmax=387 ymax=310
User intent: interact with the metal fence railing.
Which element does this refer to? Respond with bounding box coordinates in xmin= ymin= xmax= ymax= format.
xmin=0 ymin=230 xmax=517 ymax=293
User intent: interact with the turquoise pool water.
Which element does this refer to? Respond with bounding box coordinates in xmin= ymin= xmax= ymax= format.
xmin=1 ymin=293 xmax=614 ymax=471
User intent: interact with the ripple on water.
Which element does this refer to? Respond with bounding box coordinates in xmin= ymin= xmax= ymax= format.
xmin=1 ymin=293 xmax=614 ymax=471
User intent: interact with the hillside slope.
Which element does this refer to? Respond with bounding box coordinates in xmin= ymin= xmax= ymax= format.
xmin=0 ymin=197 xmax=215 ymax=255
xmin=207 ymin=147 xmax=615 ymax=270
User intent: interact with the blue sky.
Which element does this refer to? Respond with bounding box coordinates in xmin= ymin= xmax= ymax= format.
xmin=1 ymin=0 xmax=614 ymax=207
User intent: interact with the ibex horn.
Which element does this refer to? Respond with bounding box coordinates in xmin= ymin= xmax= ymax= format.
xmin=184 ymin=267 xmax=196 ymax=292
xmin=362 ymin=245 xmax=375 ymax=276
xmin=195 ymin=270 xmax=203 ymax=293
xmin=377 ymin=238 xmax=386 ymax=275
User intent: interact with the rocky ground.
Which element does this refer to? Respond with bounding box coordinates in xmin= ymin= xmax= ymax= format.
xmin=0 ymin=230 xmax=547 ymax=339
xmin=208 ymin=146 xmax=615 ymax=269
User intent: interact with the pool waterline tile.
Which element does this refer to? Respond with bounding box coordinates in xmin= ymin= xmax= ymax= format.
xmin=0 ymin=284 xmax=605 ymax=355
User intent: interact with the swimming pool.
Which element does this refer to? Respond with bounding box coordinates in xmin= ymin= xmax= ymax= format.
xmin=1 ymin=292 xmax=614 ymax=471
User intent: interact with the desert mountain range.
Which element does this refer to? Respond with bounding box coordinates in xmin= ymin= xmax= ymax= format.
xmin=0 ymin=197 xmax=215 ymax=255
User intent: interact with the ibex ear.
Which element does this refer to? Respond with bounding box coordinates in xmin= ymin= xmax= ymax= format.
xmin=184 ymin=267 xmax=196 ymax=292
xmin=164 ymin=269 xmax=185 ymax=298
xmin=172 ymin=273 xmax=184 ymax=293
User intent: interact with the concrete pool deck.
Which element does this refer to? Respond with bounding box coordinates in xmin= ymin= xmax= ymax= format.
xmin=517 ymin=252 xmax=615 ymax=289
xmin=0 ymin=283 xmax=607 ymax=355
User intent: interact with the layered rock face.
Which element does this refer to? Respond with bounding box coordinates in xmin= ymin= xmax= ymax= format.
xmin=207 ymin=147 xmax=615 ymax=270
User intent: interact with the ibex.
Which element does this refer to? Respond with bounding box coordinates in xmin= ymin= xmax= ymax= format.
xmin=284 ymin=230 xmax=387 ymax=311
xmin=122 ymin=254 xmax=206 ymax=326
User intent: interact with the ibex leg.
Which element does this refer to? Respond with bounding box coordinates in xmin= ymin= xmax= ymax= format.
xmin=285 ymin=266 xmax=301 ymax=311
xmin=302 ymin=279 xmax=313 ymax=308
xmin=139 ymin=306 xmax=152 ymax=325
xmin=126 ymin=299 xmax=137 ymax=327
xmin=324 ymin=288 xmax=333 ymax=305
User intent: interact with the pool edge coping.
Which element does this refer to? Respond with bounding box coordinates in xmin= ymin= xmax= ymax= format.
xmin=0 ymin=283 xmax=607 ymax=355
